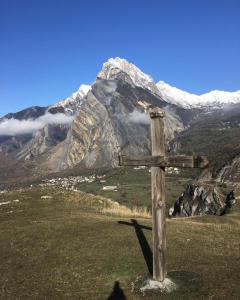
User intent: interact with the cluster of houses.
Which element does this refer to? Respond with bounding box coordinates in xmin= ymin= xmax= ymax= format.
xmin=37 ymin=166 xmax=180 ymax=192
xmin=40 ymin=174 xmax=106 ymax=189
xmin=39 ymin=174 xmax=120 ymax=192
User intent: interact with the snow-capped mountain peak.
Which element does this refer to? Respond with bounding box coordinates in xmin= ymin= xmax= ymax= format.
xmin=157 ymin=81 xmax=240 ymax=109
xmin=97 ymin=57 xmax=160 ymax=95
xmin=49 ymin=58 xmax=240 ymax=112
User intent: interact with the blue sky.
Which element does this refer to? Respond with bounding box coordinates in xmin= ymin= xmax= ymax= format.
xmin=0 ymin=0 xmax=240 ymax=116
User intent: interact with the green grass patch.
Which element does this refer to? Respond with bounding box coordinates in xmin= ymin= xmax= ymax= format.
xmin=77 ymin=167 xmax=190 ymax=212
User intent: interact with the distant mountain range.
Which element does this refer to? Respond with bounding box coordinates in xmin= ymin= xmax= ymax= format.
xmin=0 ymin=57 xmax=240 ymax=183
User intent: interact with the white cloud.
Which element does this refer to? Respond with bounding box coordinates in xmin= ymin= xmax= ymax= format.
xmin=0 ymin=112 xmax=74 ymax=136
xmin=129 ymin=109 xmax=150 ymax=125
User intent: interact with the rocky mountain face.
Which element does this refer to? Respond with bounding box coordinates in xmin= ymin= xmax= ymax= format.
xmin=17 ymin=124 xmax=70 ymax=160
xmin=45 ymin=77 xmax=185 ymax=172
xmin=0 ymin=106 xmax=48 ymax=155
xmin=0 ymin=57 xmax=240 ymax=179
xmin=1 ymin=106 xmax=47 ymax=121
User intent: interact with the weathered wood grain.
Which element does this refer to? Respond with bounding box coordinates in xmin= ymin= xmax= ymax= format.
xmin=118 ymin=155 xmax=165 ymax=167
xmin=150 ymin=107 xmax=167 ymax=282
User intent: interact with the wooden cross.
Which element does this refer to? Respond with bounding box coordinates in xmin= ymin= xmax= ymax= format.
xmin=119 ymin=107 xmax=209 ymax=282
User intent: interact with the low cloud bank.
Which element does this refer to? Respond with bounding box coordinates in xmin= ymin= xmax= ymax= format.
xmin=0 ymin=112 xmax=74 ymax=136
xmin=129 ymin=109 xmax=150 ymax=125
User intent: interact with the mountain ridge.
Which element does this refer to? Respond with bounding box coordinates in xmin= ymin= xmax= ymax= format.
xmin=1 ymin=57 xmax=240 ymax=118
xmin=157 ymin=80 xmax=240 ymax=109
xmin=0 ymin=57 xmax=239 ymax=182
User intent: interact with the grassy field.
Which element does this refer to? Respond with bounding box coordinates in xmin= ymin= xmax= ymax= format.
xmin=0 ymin=186 xmax=239 ymax=299
xmin=76 ymin=167 xmax=196 ymax=212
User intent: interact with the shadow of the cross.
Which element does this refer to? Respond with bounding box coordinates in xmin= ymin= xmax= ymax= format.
xmin=118 ymin=219 xmax=153 ymax=276
xmin=107 ymin=281 xmax=127 ymax=300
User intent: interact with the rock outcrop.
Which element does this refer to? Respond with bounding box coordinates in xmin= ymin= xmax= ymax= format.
xmin=217 ymin=156 xmax=240 ymax=184
xmin=169 ymin=184 xmax=235 ymax=217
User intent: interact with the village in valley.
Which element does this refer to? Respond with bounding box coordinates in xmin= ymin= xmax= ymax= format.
xmin=38 ymin=166 xmax=179 ymax=190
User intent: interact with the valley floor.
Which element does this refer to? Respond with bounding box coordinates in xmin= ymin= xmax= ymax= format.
xmin=0 ymin=187 xmax=240 ymax=299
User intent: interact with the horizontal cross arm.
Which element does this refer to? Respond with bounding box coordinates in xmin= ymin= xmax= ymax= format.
xmin=119 ymin=155 xmax=166 ymax=167
xmin=119 ymin=155 xmax=209 ymax=169
xmin=166 ymin=155 xmax=209 ymax=169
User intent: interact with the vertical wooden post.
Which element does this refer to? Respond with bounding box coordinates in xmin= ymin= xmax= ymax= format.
xmin=149 ymin=107 xmax=167 ymax=282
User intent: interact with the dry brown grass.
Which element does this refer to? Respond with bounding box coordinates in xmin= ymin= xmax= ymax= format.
xmin=65 ymin=189 xmax=151 ymax=218
xmin=101 ymin=199 xmax=151 ymax=218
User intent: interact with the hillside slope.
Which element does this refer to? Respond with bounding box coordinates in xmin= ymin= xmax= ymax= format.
xmin=0 ymin=186 xmax=239 ymax=299
xmin=172 ymin=104 xmax=240 ymax=177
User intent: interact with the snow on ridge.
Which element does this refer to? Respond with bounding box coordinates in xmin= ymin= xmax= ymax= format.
xmin=157 ymin=81 xmax=199 ymax=108
xmin=49 ymin=57 xmax=240 ymax=111
xmin=157 ymin=81 xmax=240 ymax=109
xmin=98 ymin=58 xmax=240 ymax=109
xmin=72 ymin=84 xmax=91 ymax=99
xmin=51 ymin=84 xmax=91 ymax=112
xmin=101 ymin=57 xmax=153 ymax=83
